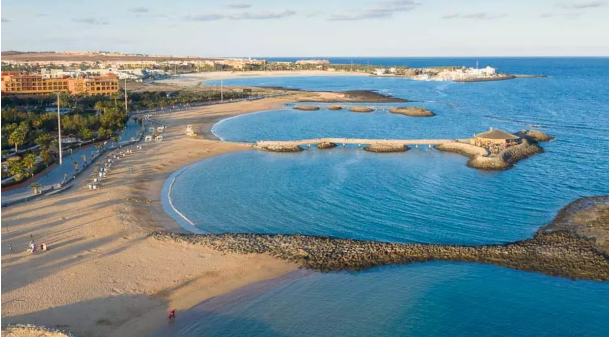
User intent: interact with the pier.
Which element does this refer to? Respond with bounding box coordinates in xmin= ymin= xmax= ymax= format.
xmin=255 ymin=138 xmax=463 ymax=147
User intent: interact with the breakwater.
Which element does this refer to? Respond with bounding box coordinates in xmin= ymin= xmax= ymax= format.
xmin=152 ymin=195 xmax=609 ymax=281
xmin=435 ymin=130 xmax=552 ymax=170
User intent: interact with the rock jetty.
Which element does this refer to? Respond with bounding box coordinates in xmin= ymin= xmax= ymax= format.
xmin=349 ymin=107 xmax=374 ymax=113
xmin=152 ymin=215 xmax=609 ymax=282
xmin=389 ymin=107 xmax=435 ymax=117
xmin=317 ymin=142 xmax=337 ymax=149
xmin=436 ymin=130 xmax=552 ymax=170
xmin=364 ymin=144 xmax=410 ymax=153
xmin=293 ymin=105 xmax=320 ymax=111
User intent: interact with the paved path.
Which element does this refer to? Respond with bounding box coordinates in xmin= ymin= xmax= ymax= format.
xmin=1 ymin=120 xmax=142 ymax=202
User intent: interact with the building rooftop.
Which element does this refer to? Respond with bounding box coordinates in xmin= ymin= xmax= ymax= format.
xmin=474 ymin=128 xmax=520 ymax=140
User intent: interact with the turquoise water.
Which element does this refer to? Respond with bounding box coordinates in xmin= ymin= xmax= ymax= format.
xmin=158 ymin=58 xmax=609 ymax=336
xmin=152 ymin=263 xmax=609 ymax=337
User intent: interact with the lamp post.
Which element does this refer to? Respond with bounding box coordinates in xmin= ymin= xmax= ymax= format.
xmin=56 ymin=92 xmax=63 ymax=165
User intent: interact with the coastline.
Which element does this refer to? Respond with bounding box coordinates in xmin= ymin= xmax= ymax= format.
xmin=156 ymin=70 xmax=369 ymax=86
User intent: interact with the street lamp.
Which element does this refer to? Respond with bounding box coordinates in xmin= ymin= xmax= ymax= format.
xmin=56 ymin=92 xmax=63 ymax=165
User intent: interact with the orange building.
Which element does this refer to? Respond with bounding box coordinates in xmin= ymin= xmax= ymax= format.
xmin=1 ymin=71 xmax=119 ymax=96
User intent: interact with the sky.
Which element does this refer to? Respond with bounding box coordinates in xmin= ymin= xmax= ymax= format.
xmin=1 ymin=0 xmax=608 ymax=57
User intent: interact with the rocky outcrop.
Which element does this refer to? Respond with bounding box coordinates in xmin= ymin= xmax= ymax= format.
xmin=467 ymin=140 xmax=543 ymax=170
xmin=364 ymin=144 xmax=410 ymax=153
xmin=317 ymin=142 xmax=337 ymax=149
xmin=389 ymin=107 xmax=435 ymax=117
xmin=328 ymin=105 xmax=343 ymax=110
xmin=435 ymin=142 xmax=489 ymax=157
xmin=257 ymin=144 xmax=304 ymax=152
xmin=514 ymin=129 xmax=555 ymax=142
xmin=293 ymin=105 xmax=320 ymax=111
xmin=349 ymin=107 xmax=374 ymax=113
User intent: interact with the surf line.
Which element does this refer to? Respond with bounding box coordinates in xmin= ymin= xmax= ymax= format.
xmin=167 ymin=166 xmax=198 ymax=229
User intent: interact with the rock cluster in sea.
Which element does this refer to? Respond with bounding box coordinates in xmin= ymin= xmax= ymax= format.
xmin=389 ymin=107 xmax=435 ymax=117
xmin=364 ymin=144 xmax=410 ymax=153
xmin=257 ymin=144 xmax=304 ymax=152
xmin=293 ymin=105 xmax=320 ymax=111
xmin=317 ymin=142 xmax=337 ymax=149
xmin=349 ymin=107 xmax=374 ymax=113
xmin=151 ymin=229 xmax=609 ymax=281
xmin=328 ymin=105 xmax=343 ymax=110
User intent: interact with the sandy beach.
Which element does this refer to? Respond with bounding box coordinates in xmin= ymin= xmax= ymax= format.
xmin=157 ymin=70 xmax=368 ymax=86
xmin=1 ymin=96 xmax=304 ymax=336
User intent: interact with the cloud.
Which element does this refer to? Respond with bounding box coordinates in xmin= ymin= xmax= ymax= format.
xmin=72 ymin=17 xmax=109 ymax=25
xmin=442 ymin=12 xmax=506 ymax=20
xmin=136 ymin=14 xmax=169 ymax=19
xmin=556 ymin=1 xmax=605 ymax=9
xmin=540 ymin=12 xmax=584 ymax=18
xmin=128 ymin=6 xmax=150 ymax=13
xmin=184 ymin=14 xmax=227 ymax=21
xmin=185 ymin=10 xmax=295 ymax=21
xmin=328 ymin=0 xmax=420 ymax=21
xmin=227 ymin=3 xmax=252 ymax=9
xmin=231 ymin=9 xmax=295 ymax=20
xmin=2 ymin=17 xmax=11 ymax=22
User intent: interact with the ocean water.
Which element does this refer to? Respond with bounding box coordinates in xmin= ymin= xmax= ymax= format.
xmin=158 ymin=58 xmax=609 ymax=336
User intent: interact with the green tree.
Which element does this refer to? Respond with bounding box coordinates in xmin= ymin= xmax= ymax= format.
xmin=8 ymin=126 xmax=28 ymax=152
xmin=35 ymin=133 xmax=54 ymax=150
xmin=40 ymin=149 xmax=53 ymax=165
xmin=79 ymin=127 xmax=94 ymax=140
xmin=7 ymin=159 xmax=26 ymax=181
xmin=22 ymin=153 xmax=38 ymax=177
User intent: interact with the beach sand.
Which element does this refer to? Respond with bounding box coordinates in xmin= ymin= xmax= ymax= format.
xmin=1 ymin=97 xmax=305 ymax=337
xmin=157 ymin=70 xmax=368 ymax=86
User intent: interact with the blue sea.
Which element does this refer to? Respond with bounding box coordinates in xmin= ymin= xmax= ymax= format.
xmin=156 ymin=58 xmax=609 ymax=336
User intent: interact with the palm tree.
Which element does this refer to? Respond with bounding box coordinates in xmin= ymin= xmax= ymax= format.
xmin=8 ymin=126 xmax=28 ymax=153
xmin=7 ymin=158 xmax=26 ymax=181
xmin=22 ymin=153 xmax=38 ymax=178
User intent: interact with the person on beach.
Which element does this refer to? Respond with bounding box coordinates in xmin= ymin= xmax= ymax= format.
xmin=29 ymin=240 xmax=36 ymax=253
xmin=168 ymin=309 xmax=176 ymax=320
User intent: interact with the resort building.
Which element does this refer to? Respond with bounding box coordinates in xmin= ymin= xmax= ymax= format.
xmin=1 ymin=71 xmax=119 ymax=96
xmin=473 ymin=128 xmax=521 ymax=154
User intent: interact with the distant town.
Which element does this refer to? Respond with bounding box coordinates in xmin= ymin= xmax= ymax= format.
xmin=0 ymin=50 xmax=522 ymax=97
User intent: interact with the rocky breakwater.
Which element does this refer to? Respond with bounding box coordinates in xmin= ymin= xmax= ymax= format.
xmin=349 ymin=107 xmax=374 ymax=113
xmin=152 ymin=196 xmax=609 ymax=281
xmin=364 ymin=144 xmax=410 ymax=153
xmin=256 ymin=144 xmax=304 ymax=153
xmin=293 ymin=105 xmax=320 ymax=111
xmin=390 ymin=107 xmax=435 ymax=117
xmin=436 ymin=130 xmax=552 ymax=170
xmin=317 ymin=141 xmax=337 ymax=149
